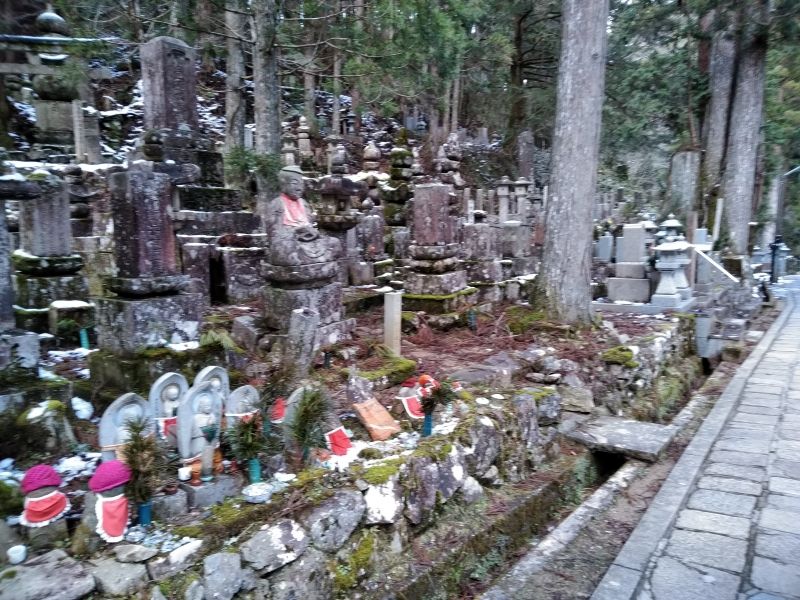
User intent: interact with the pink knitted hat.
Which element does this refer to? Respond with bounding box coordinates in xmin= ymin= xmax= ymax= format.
xmin=89 ymin=460 xmax=131 ymax=493
xmin=21 ymin=465 xmax=62 ymax=495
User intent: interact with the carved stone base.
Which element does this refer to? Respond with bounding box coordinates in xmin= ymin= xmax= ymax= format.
xmin=263 ymin=281 xmax=343 ymax=331
xmin=179 ymin=474 xmax=244 ymax=509
xmin=94 ymin=292 xmax=202 ymax=353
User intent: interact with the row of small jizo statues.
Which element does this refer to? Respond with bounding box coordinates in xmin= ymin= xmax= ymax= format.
xmin=98 ymin=366 xmax=260 ymax=476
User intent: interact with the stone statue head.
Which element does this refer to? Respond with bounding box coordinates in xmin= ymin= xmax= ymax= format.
xmin=164 ymin=383 xmax=181 ymax=401
xmin=118 ymin=402 xmax=143 ymax=426
xmin=197 ymin=393 xmax=213 ymax=415
xmin=279 ymin=166 xmax=305 ymax=200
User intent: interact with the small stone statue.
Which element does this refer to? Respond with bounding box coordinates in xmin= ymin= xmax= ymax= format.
xmin=149 ymin=372 xmax=189 ymax=444
xmin=20 ymin=465 xmax=69 ymax=528
xmin=98 ymin=393 xmax=152 ymax=462
xmin=194 ymin=366 xmax=230 ymax=403
xmin=225 ymin=385 xmax=260 ymax=430
xmin=177 ymin=382 xmax=223 ymax=484
xmin=88 ymin=460 xmax=131 ymax=543
xmin=265 ymin=166 xmax=340 ymax=266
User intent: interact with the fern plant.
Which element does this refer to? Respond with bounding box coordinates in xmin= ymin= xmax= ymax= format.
xmin=287 ymin=388 xmax=328 ymax=466
xmin=225 ymin=414 xmax=268 ymax=462
xmin=123 ymin=417 xmax=163 ymax=504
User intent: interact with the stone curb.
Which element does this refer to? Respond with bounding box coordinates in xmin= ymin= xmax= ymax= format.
xmin=480 ymin=460 xmax=646 ymax=600
xmin=590 ymin=292 xmax=797 ymax=600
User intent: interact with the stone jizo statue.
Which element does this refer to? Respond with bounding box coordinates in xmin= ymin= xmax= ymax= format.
xmin=98 ymin=393 xmax=152 ymax=461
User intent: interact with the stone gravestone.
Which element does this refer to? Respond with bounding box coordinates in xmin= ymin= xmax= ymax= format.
xmin=462 ymin=211 xmax=503 ymax=303
xmin=405 ymin=183 xmax=475 ymax=314
xmin=94 ymin=161 xmax=203 ymax=353
xmin=595 ymin=232 xmax=614 ymax=263
xmin=606 ymin=224 xmax=651 ymax=303
xmin=0 ymin=156 xmax=40 ymax=371
xmin=517 ymin=130 xmax=535 ymax=182
xmin=12 ymin=169 xmax=90 ymax=333
xmin=141 ymin=36 xmax=198 ymax=132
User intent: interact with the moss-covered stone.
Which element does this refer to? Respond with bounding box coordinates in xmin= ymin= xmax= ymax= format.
xmin=601 ymin=346 xmax=638 ymax=368
xmin=332 ymin=530 xmax=375 ymax=596
xmin=412 ymin=436 xmax=453 ymax=462
xmin=360 ymin=458 xmax=404 ymax=485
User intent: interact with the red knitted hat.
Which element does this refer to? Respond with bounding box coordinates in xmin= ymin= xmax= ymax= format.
xmin=89 ymin=460 xmax=131 ymax=493
xmin=21 ymin=464 xmax=62 ymax=495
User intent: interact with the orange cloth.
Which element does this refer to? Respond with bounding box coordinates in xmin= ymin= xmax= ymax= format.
xmin=281 ymin=194 xmax=311 ymax=227
xmin=95 ymin=493 xmax=129 ymax=543
xmin=21 ymin=491 xmax=69 ymax=527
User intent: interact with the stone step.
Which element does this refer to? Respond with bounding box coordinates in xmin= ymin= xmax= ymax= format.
xmin=566 ymin=416 xmax=677 ymax=462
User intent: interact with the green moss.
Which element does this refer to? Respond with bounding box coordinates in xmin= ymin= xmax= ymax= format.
xmin=0 ymin=482 xmax=23 ymax=518
xmin=46 ymin=400 xmax=65 ymax=414
xmin=412 ymin=436 xmax=453 ymax=462
xmin=357 ymin=448 xmax=384 ymax=460
xmin=0 ymin=570 xmax=16 ymax=580
xmin=506 ymin=306 xmax=547 ymax=334
xmin=601 ymin=346 xmax=639 ymax=368
xmin=345 ymin=351 xmax=416 ymax=386
xmin=173 ymin=525 xmax=203 ymax=538
xmin=361 ymin=458 xmax=404 ymax=485
xmin=332 ymin=530 xmax=375 ymax=596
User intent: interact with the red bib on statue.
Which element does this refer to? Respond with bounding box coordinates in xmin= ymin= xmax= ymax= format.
xmin=21 ymin=491 xmax=69 ymax=527
xmin=95 ymin=493 xmax=129 ymax=542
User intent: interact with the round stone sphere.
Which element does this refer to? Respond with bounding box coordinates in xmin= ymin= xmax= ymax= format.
xmin=32 ymin=74 xmax=79 ymax=101
xmin=36 ymin=9 xmax=70 ymax=36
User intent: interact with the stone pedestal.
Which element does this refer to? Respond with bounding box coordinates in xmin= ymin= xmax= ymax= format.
xmin=262 ymin=281 xmax=343 ymax=331
xmin=152 ymin=489 xmax=189 ymax=520
xmin=95 ymin=293 xmax=203 ymax=354
xmin=24 ymin=518 xmax=69 ymax=550
xmin=179 ymin=474 xmax=243 ymax=508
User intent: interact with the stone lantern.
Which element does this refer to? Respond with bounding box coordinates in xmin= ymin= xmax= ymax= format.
xmin=496 ymin=176 xmax=512 ymax=222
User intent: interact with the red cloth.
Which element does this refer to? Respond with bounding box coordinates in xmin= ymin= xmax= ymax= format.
xmin=280 ymin=194 xmax=311 ymax=227
xmin=158 ymin=416 xmax=178 ymax=440
xmin=21 ymin=465 xmax=61 ymax=495
xmin=325 ymin=427 xmax=352 ymax=456
xmin=270 ymin=397 xmax=286 ymax=423
xmin=95 ymin=493 xmax=128 ymax=543
xmin=401 ymin=395 xmax=425 ymax=419
xmin=21 ymin=491 xmax=68 ymax=526
xmin=89 ymin=460 xmax=131 ymax=493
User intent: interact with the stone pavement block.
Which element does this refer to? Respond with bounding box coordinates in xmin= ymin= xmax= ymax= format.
xmin=741 ymin=397 xmax=781 ymax=408
xmin=750 ymin=556 xmax=800 ymax=597
xmin=755 ymin=528 xmax=800 ymax=565
xmin=565 ymin=416 xmax=676 ymax=462
xmin=776 ymin=440 xmax=800 ymax=460
xmin=709 ymin=450 xmax=768 ymax=467
xmin=675 ymin=509 xmax=751 ymax=539
xmin=732 ymin=412 xmax=779 ymax=425
xmin=721 ymin=428 xmax=774 ymax=441
xmin=767 ymin=493 xmax=800 ymax=513
xmin=769 ymin=477 xmax=800 ymax=496
xmin=704 ymin=463 xmax=765 ymax=482
xmin=760 ymin=508 xmax=800 ymax=535
xmin=665 ymin=529 xmax=747 ymax=572
xmin=590 ymin=564 xmax=640 ymax=600
xmin=697 ymin=476 xmax=762 ymax=496
xmin=773 ymin=459 xmax=800 ymax=479
xmin=782 ymin=413 xmax=800 ymax=425
xmin=739 ymin=405 xmax=781 ymax=416
xmin=778 ymin=426 xmax=800 ymax=441
xmin=714 ymin=437 xmax=772 ymax=455
xmin=650 ymin=555 xmax=740 ymax=600
xmin=687 ymin=489 xmax=756 ymax=518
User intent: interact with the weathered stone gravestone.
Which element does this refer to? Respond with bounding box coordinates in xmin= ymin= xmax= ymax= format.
xmin=12 ymin=169 xmax=90 ymax=333
xmin=141 ymin=36 xmax=198 ymax=132
xmin=405 ymin=183 xmax=476 ymax=314
xmin=606 ymin=224 xmax=651 ymax=303
xmin=595 ymin=232 xmax=614 ymax=263
xmin=94 ymin=161 xmax=203 ymax=353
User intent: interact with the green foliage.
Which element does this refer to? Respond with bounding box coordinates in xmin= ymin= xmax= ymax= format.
xmin=601 ymin=346 xmax=639 ymax=369
xmin=224 ymin=147 xmax=282 ymax=191
xmin=123 ymin=416 xmax=163 ymax=504
xmin=0 ymin=482 xmax=23 ymax=518
xmin=225 ymin=415 xmax=267 ymax=462
xmin=332 ymin=530 xmax=375 ymax=595
xmin=199 ymin=328 xmax=243 ymax=354
xmin=506 ymin=306 xmax=546 ymax=334
xmin=0 ymin=407 xmax=50 ymax=463
xmin=287 ymin=388 xmax=327 ymax=460
xmin=421 ymin=380 xmax=459 ymax=416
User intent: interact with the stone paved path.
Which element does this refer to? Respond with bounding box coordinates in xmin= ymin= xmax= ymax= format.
xmin=593 ymin=282 xmax=800 ymax=600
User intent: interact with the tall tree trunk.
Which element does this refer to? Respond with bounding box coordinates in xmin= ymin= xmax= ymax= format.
xmin=761 ymin=149 xmax=785 ymax=249
xmin=506 ymin=12 xmax=527 ymax=141
xmin=225 ymin=0 xmax=246 ymax=153
xmin=530 ymin=0 xmax=609 ymax=324
xmin=722 ymin=1 xmax=768 ymax=255
xmin=442 ymin=80 xmax=453 ymax=139
xmin=351 ymin=0 xmax=365 ymax=133
xmin=450 ymin=69 xmax=461 ymax=134
xmin=703 ymin=21 xmax=736 ymax=196
xmin=303 ymin=44 xmax=317 ymax=128
xmin=331 ymin=50 xmax=342 ymax=135
xmin=128 ymin=0 xmax=143 ymax=42
xmin=253 ymin=0 xmax=282 ymax=156
xmin=197 ymin=0 xmax=217 ymax=72
xmin=168 ymin=0 xmax=182 ymax=38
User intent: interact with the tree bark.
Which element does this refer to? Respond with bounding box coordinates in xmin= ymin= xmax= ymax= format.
xmin=530 ymin=0 xmax=609 ymax=324
xmin=442 ymin=80 xmax=453 ymax=139
xmin=722 ymin=1 xmax=768 ymax=255
xmin=253 ymin=0 xmax=282 ymax=156
xmin=331 ymin=49 xmax=343 ymax=135
xmin=761 ymin=150 xmax=785 ymax=248
xmin=703 ymin=22 xmax=736 ymax=194
xmin=197 ymin=0 xmax=217 ymax=72
xmin=450 ymin=70 xmax=461 ymax=134
xmin=224 ymin=0 xmax=246 ymax=154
